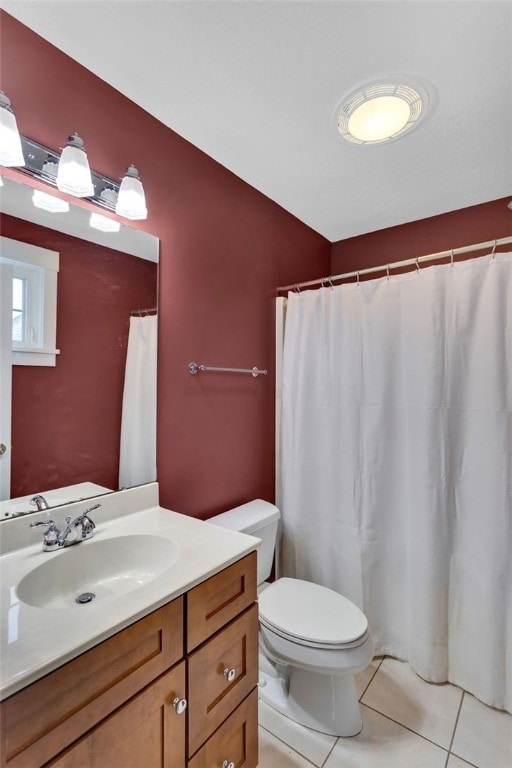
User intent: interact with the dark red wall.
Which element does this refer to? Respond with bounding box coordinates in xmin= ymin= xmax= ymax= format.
xmin=1 ymin=213 xmax=157 ymax=497
xmin=0 ymin=12 xmax=330 ymax=517
xmin=331 ymin=198 xmax=512 ymax=278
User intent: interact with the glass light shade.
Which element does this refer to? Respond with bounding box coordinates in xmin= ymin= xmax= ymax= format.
xmin=348 ymin=96 xmax=411 ymax=142
xmin=32 ymin=189 xmax=70 ymax=213
xmin=115 ymin=165 xmax=147 ymax=220
xmin=56 ymin=134 xmax=94 ymax=197
xmin=0 ymin=98 xmax=25 ymax=167
xmin=89 ymin=212 xmax=121 ymax=232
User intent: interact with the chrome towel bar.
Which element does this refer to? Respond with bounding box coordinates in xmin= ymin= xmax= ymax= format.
xmin=188 ymin=362 xmax=268 ymax=377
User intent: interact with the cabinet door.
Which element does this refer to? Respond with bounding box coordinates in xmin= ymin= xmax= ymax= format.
xmin=47 ymin=664 xmax=186 ymax=768
xmin=188 ymin=604 xmax=258 ymax=756
xmin=188 ymin=689 xmax=258 ymax=768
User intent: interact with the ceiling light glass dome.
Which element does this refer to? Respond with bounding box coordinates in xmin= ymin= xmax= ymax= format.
xmin=335 ymin=79 xmax=431 ymax=145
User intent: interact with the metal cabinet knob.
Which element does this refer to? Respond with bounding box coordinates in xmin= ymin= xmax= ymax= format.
xmin=172 ymin=697 xmax=187 ymax=715
xmin=223 ymin=667 xmax=236 ymax=683
xmin=222 ymin=761 xmax=235 ymax=768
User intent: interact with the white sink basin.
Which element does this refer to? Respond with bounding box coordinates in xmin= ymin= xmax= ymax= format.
xmin=16 ymin=534 xmax=181 ymax=610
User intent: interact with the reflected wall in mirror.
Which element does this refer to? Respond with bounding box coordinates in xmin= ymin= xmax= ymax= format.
xmin=0 ymin=176 xmax=159 ymax=519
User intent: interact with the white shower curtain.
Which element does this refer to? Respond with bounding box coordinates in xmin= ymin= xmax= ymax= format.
xmin=280 ymin=252 xmax=512 ymax=712
xmin=119 ymin=314 xmax=157 ymax=489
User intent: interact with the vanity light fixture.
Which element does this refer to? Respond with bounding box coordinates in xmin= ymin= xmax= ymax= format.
xmin=32 ymin=189 xmax=70 ymax=213
xmin=56 ymin=133 xmax=94 ymax=197
xmin=335 ymin=79 xmax=430 ymax=145
xmin=0 ymin=91 xmax=25 ymax=167
xmin=115 ymin=165 xmax=147 ymax=220
xmin=89 ymin=211 xmax=121 ymax=233
xmin=15 ymin=135 xmax=148 ymax=221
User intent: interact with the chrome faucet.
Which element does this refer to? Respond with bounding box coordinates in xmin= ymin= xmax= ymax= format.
xmin=30 ymin=503 xmax=100 ymax=552
xmin=29 ymin=494 xmax=50 ymax=511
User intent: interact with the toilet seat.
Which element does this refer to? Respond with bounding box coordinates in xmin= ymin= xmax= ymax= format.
xmin=258 ymin=578 xmax=368 ymax=649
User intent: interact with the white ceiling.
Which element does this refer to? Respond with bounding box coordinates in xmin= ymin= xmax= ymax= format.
xmin=4 ymin=0 xmax=512 ymax=242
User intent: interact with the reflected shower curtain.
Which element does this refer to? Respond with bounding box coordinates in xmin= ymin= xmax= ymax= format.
xmin=280 ymin=253 xmax=512 ymax=712
xmin=119 ymin=315 xmax=157 ymax=488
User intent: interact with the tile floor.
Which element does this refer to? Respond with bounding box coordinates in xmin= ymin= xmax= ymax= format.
xmin=257 ymin=657 xmax=512 ymax=768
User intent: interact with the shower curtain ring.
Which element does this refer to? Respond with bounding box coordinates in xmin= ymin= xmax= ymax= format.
xmin=492 ymin=239 xmax=497 ymax=259
xmin=328 ymin=276 xmax=334 ymax=290
xmin=386 ymin=265 xmax=390 ymax=281
xmin=357 ymin=270 xmax=360 ymax=287
xmin=416 ymin=257 xmax=421 ymax=274
xmin=450 ymin=249 xmax=454 ymax=267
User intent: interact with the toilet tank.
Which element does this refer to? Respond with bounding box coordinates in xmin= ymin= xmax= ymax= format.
xmin=208 ymin=500 xmax=280 ymax=585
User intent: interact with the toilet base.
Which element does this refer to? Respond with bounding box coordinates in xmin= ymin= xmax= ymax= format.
xmin=259 ymin=653 xmax=363 ymax=737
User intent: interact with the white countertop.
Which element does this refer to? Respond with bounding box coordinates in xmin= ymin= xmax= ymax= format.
xmin=0 ymin=487 xmax=259 ymax=700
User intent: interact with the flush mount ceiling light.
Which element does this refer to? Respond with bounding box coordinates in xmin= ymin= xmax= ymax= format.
xmin=115 ymin=165 xmax=147 ymax=220
xmin=0 ymin=90 xmax=25 ymax=166
xmin=56 ymin=132 xmax=94 ymax=197
xmin=335 ymin=79 xmax=430 ymax=145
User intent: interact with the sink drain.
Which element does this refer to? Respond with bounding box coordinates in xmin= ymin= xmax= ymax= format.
xmin=76 ymin=592 xmax=96 ymax=604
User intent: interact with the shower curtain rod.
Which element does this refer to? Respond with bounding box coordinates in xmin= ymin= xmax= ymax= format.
xmin=277 ymin=235 xmax=512 ymax=292
xmin=130 ymin=307 xmax=157 ymax=316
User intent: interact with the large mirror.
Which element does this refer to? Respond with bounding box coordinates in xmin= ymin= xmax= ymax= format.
xmin=0 ymin=176 xmax=159 ymax=519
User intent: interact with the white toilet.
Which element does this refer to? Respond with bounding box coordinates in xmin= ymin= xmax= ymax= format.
xmin=209 ymin=499 xmax=374 ymax=737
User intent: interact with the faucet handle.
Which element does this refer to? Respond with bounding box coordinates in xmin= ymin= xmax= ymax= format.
xmin=76 ymin=503 xmax=100 ymax=540
xmin=83 ymin=503 xmax=100 ymax=516
xmin=30 ymin=519 xmax=62 ymax=551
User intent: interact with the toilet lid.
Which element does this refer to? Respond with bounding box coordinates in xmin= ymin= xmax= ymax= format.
xmin=258 ymin=578 xmax=368 ymax=645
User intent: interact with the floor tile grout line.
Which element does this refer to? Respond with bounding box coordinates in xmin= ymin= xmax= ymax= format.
xmin=358 ymin=654 xmax=386 ymax=701
xmin=448 ymin=752 xmax=479 ymax=768
xmin=319 ymin=735 xmax=339 ymax=768
xmin=258 ymin=723 xmax=324 ymax=768
xmin=361 ymin=702 xmax=450 ymax=754
xmin=448 ymin=752 xmax=480 ymax=768
xmin=446 ymin=691 xmax=483 ymax=768
xmin=445 ymin=690 xmax=466 ymax=766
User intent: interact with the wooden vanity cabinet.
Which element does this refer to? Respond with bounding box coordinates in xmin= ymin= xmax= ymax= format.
xmin=0 ymin=552 xmax=258 ymax=768
xmin=1 ymin=599 xmax=185 ymax=768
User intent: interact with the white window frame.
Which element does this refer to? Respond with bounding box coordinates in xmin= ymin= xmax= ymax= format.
xmin=0 ymin=236 xmax=59 ymax=366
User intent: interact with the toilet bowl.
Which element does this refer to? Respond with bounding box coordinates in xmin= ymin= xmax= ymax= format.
xmin=208 ymin=500 xmax=373 ymax=737
xmin=257 ymin=577 xmax=374 ymax=736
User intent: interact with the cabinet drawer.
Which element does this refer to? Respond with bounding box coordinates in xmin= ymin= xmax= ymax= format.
xmin=1 ymin=597 xmax=184 ymax=768
xmin=187 ymin=603 xmax=258 ymax=756
xmin=187 ymin=688 xmax=258 ymax=768
xmin=48 ymin=663 xmax=186 ymax=768
xmin=187 ymin=553 xmax=257 ymax=651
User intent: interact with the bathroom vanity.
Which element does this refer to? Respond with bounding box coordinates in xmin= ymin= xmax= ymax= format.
xmin=0 ymin=485 xmax=260 ymax=768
